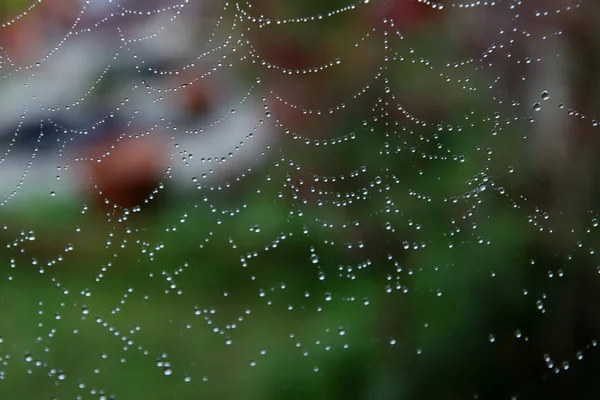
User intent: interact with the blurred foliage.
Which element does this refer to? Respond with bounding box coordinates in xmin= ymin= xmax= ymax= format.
xmin=0 ymin=0 xmax=24 ymax=18
xmin=1 ymin=1 xmax=600 ymax=400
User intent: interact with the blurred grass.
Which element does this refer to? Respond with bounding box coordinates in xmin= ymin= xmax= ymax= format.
xmin=0 ymin=100 xmax=554 ymax=399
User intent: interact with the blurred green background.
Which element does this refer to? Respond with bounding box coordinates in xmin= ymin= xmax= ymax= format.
xmin=2 ymin=0 xmax=600 ymax=399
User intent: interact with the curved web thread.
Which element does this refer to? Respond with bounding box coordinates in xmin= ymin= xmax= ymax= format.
xmin=0 ymin=0 xmax=599 ymax=399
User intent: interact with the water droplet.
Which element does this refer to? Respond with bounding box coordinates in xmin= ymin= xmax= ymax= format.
xmin=541 ymin=90 xmax=550 ymax=100
xmin=515 ymin=330 xmax=522 ymax=339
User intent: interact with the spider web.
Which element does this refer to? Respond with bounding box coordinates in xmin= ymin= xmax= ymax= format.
xmin=0 ymin=0 xmax=598 ymax=399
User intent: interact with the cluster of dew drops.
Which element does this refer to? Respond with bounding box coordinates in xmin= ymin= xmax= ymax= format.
xmin=0 ymin=0 xmax=599 ymax=396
